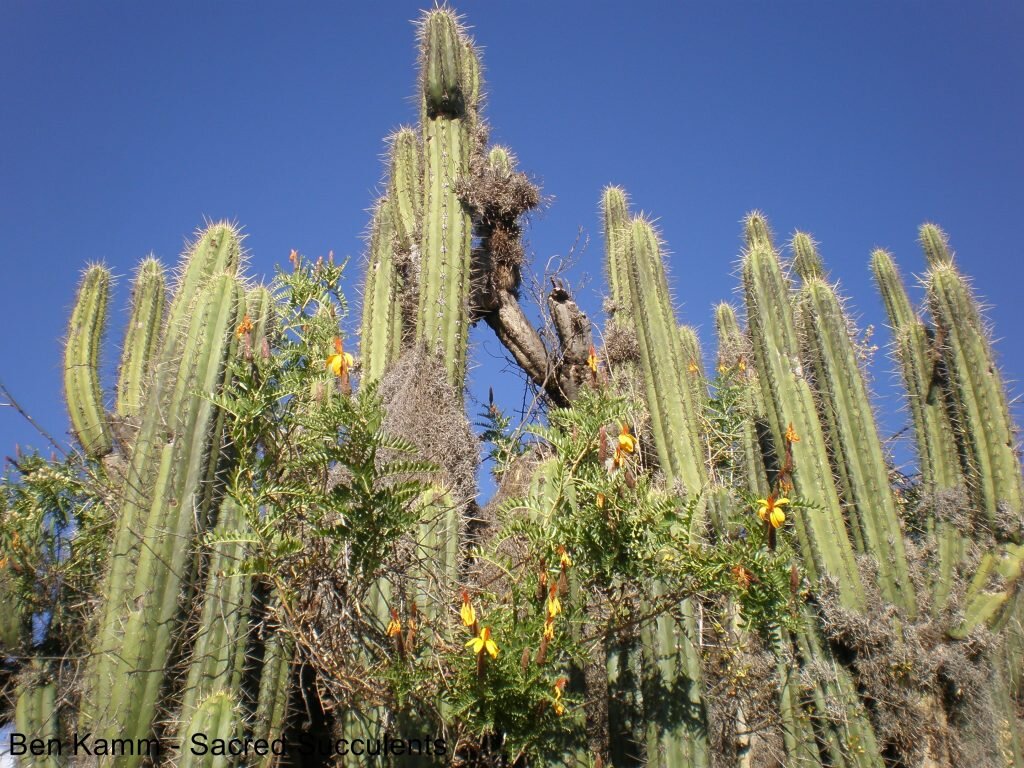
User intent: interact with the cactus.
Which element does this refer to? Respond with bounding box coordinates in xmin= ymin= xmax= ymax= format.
xmin=64 ymin=264 xmax=113 ymax=457
xmin=920 ymin=225 xmax=1024 ymax=635
xmin=14 ymin=664 xmax=59 ymax=768
xmin=871 ymin=248 xmax=966 ymax=612
xmin=176 ymin=496 xmax=253 ymax=742
xmin=415 ymin=9 xmax=479 ymax=388
xmin=360 ymin=200 xmax=404 ymax=383
xmin=714 ymin=303 xmax=771 ymax=498
xmin=389 ymin=127 xmax=422 ymax=254
xmin=179 ymin=692 xmax=242 ymax=768
xmin=603 ymin=207 xmax=711 ymax=766
xmin=116 ymin=258 xmax=166 ymax=418
xmin=80 ymin=226 xmax=246 ymax=763
xmin=793 ymin=234 xmax=916 ymax=615
xmin=741 ymin=214 xmax=865 ymax=608
xmin=603 ymin=185 xmax=631 ymax=314
xmin=922 ymin=225 xmax=1023 ymax=531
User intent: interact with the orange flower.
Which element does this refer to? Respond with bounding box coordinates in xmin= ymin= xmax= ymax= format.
xmin=731 ymin=564 xmax=752 ymax=589
xmin=289 ymin=249 xmax=299 ymax=268
xmin=236 ymin=315 xmax=254 ymax=339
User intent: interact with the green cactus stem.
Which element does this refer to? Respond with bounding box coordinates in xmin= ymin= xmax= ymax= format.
xmin=360 ymin=199 xmax=403 ymax=382
xmin=741 ymin=213 xmax=864 ymax=610
xmin=714 ymin=303 xmax=771 ymax=499
xmin=177 ymin=496 xmax=253 ymax=735
xmin=64 ymin=264 xmax=113 ymax=457
xmin=922 ymin=225 xmax=1023 ymax=534
xmin=116 ymin=258 xmax=166 ymax=418
xmin=602 ymin=186 xmax=632 ymax=315
xmin=178 ymin=692 xmax=242 ymax=768
xmin=794 ymin=237 xmax=916 ymax=616
xmin=871 ymin=248 xmax=965 ymax=612
xmin=388 ymin=127 xmax=422 ymax=253
xmin=82 ymin=271 xmax=244 ymax=762
xmin=14 ymin=665 xmax=59 ymax=768
xmin=415 ymin=9 xmax=477 ymax=388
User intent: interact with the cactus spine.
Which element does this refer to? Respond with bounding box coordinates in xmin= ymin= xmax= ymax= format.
xmin=116 ymin=258 xmax=166 ymax=418
xmin=64 ymin=264 xmax=113 ymax=457
xmin=793 ymin=234 xmax=916 ymax=615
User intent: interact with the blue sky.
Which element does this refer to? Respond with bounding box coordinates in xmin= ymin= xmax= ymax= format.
xmin=1 ymin=2 xmax=1022 ymax=486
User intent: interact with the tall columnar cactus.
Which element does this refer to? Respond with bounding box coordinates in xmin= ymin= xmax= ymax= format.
xmin=714 ymin=303 xmax=770 ymax=498
xmin=921 ymin=224 xmax=1023 ymax=533
xmin=388 ymin=127 xmax=422 ymax=255
xmin=602 ymin=185 xmax=631 ymax=314
xmin=621 ymin=217 xmax=707 ymax=501
xmin=792 ymin=233 xmax=916 ymax=616
xmin=116 ymin=258 xmax=166 ymax=418
xmin=80 ymin=225 xmax=245 ymax=765
xmin=920 ymin=224 xmax=1024 ymax=634
xmin=741 ymin=214 xmax=865 ymax=609
xmin=415 ymin=9 xmax=479 ymax=388
xmin=64 ymin=265 xmax=113 ymax=457
xmin=602 ymin=203 xmax=711 ymax=766
xmin=360 ymin=198 xmax=404 ymax=382
xmin=871 ymin=248 xmax=965 ymax=612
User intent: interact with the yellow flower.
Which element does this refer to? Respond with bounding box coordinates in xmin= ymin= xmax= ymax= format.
xmin=553 ymin=677 xmax=568 ymax=716
xmin=609 ymin=423 xmax=638 ymax=471
xmin=326 ymin=337 xmax=354 ymax=378
xmin=617 ymin=424 xmax=636 ymax=454
xmin=546 ymin=586 xmax=562 ymax=618
xmin=785 ymin=423 xmax=800 ymax=444
xmin=236 ymin=315 xmax=254 ymax=339
xmin=466 ymin=626 xmax=499 ymax=658
xmin=587 ymin=345 xmax=599 ymax=374
xmin=543 ymin=616 xmax=555 ymax=640
xmin=557 ymin=546 xmax=572 ymax=569
xmin=596 ymin=492 xmax=606 ymax=509
xmin=386 ymin=611 xmax=402 ymax=637
xmin=738 ymin=358 xmax=747 ymax=372
xmin=460 ymin=591 xmax=476 ymax=628
xmin=756 ymin=496 xmax=790 ymax=529
xmin=687 ymin=359 xmax=699 ymax=375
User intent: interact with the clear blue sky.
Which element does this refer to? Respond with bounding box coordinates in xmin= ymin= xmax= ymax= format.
xmin=2 ymin=2 xmax=1022 ymax=483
